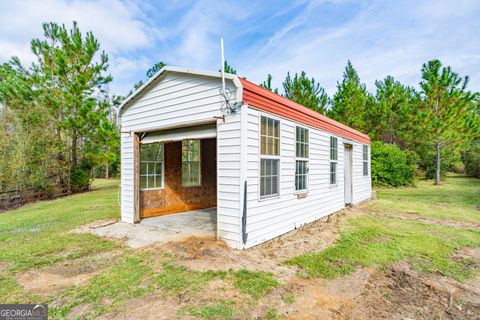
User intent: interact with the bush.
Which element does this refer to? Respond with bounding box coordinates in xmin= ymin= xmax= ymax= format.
xmin=371 ymin=141 xmax=416 ymax=187
xmin=70 ymin=168 xmax=90 ymax=192
xmin=462 ymin=140 xmax=480 ymax=178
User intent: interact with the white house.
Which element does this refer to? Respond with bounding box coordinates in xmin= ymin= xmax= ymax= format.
xmin=119 ymin=66 xmax=371 ymax=249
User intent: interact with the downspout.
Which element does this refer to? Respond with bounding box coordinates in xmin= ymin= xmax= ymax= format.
xmin=239 ymin=102 xmax=248 ymax=247
xmin=242 ymin=180 xmax=248 ymax=245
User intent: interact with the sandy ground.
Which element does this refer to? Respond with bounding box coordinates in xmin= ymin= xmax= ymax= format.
xmin=18 ymin=206 xmax=480 ymax=319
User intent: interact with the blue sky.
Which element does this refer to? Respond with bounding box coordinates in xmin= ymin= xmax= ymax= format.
xmin=1 ymin=0 xmax=480 ymax=97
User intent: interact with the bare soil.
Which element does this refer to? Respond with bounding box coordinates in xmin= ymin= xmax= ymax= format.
xmin=16 ymin=206 xmax=480 ymax=319
xmin=16 ymin=250 xmax=123 ymax=296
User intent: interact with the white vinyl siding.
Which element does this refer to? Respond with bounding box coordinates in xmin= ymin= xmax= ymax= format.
xmin=295 ymin=126 xmax=309 ymax=191
xmin=330 ymin=136 xmax=338 ymax=185
xmin=244 ymin=106 xmax=371 ymax=249
xmin=120 ymin=132 xmax=134 ymax=223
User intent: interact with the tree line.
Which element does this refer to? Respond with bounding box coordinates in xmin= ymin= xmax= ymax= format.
xmin=0 ymin=22 xmax=119 ymax=193
xmin=0 ymin=21 xmax=478 ymax=196
xmin=254 ymin=60 xmax=479 ymax=185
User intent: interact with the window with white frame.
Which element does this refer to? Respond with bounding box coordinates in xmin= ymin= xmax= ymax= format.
xmin=363 ymin=145 xmax=369 ymax=176
xmin=182 ymin=139 xmax=201 ymax=187
xmin=330 ymin=136 xmax=338 ymax=185
xmin=260 ymin=116 xmax=280 ymax=198
xmin=295 ymin=126 xmax=309 ymax=191
xmin=140 ymin=143 xmax=163 ymax=189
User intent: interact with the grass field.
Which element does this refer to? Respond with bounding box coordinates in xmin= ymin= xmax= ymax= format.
xmin=289 ymin=174 xmax=480 ymax=280
xmin=0 ymin=175 xmax=478 ymax=319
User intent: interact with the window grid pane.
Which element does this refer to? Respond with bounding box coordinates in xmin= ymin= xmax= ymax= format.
xmin=295 ymin=160 xmax=308 ymax=191
xmin=260 ymin=116 xmax=280 ymax=156
xmin=260 ymin=159 xmax=279 ymax=197
xmin=330 ymin=162 xmax=337 ymax=185
xmin=140 ymin=143 xmax=163 ymax=189
xmin=363 ymin=145 xmax=369 ymax=176
xmin=330 ymin=137 xmax=338 ymax=161
xmin=296 ymin=127 xmax=309 ymax=158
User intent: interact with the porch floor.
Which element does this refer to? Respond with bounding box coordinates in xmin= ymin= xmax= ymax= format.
xmin=89 ymin=208 xmax=216 ymax=248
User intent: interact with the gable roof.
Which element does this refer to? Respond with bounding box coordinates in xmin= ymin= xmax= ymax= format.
xmin=118 ymin=66 xmax=242 ymax=116
xmin=239 ymin=78 xmax=370 ymax=144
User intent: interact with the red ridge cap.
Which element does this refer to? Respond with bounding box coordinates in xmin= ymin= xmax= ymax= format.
xmin=239 ymin=77 xmax=370 ymax=145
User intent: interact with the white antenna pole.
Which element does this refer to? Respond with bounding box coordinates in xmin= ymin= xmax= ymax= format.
xmin=221 ymin=38 xmax=225 ymax=94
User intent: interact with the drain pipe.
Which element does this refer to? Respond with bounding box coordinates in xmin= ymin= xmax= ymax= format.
xmin=242 ymin=180 xmax=248 ymax=245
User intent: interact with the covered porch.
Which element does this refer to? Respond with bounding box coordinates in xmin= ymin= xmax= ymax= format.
xmin=90 ymin=208 xmax=217 ymax=248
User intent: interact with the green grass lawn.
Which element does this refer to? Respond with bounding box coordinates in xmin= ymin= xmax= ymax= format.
xmin=0 ymin=179 xmax=121 ymax=302
xmin=289 ymin=174 xmax=480 ymax=280
xmin=367 ymin=174 xmax=480 ymax=224
xmin=1 ymin=174 xmax=479 ymax=319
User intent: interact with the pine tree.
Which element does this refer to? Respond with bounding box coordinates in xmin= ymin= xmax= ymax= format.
xmin=282 ymin=71 xmax=329 ymax=114
xmin=419 ymin=59 xmax=479 ymax=185
xmin=221 ymin=61 xmax=236 ymax=74
xmin=328 ymin=61 xmax=373 ymax=132
xmin=260 ymin=74 xmax=279 ymax=94
xmin=371 ymin=76 xmax=417 ymax=146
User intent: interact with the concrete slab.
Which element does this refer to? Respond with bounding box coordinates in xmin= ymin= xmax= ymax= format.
xmin=88 ymin=208 xmax=216 ymax=248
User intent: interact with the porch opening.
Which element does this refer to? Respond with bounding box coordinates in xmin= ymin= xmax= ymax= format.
xmin=140 ymin=137 xmax=217 ymax=216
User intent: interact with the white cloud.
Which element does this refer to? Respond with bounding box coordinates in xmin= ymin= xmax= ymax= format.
xmin=0 ymin=0 xmax=152 ymax=64
xmin=239 ymin=0 xmax=480 ymax=95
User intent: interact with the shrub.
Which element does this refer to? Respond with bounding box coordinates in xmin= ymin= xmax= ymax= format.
xmin=371 ymin=141 xmax=416 ymax=187
xmin=462 ymin=140 xmax=480 ymax=178
xmin=70 ymin=168 xmax=90 ymax=192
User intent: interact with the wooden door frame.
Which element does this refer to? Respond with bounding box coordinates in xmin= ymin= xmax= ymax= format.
xmin=133 ymin=132 xmax=141 ymax=223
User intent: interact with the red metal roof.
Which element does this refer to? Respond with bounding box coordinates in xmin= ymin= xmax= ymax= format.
xmin=239 ymin=78 xmax=370 ymax=145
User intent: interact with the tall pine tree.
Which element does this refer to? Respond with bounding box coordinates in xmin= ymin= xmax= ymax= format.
xmin=419 ymin=59 xmax=479 ymax=185
xmin=282 ymin=71 xmax=329 ymax=114
xmin=328 ymin=61 xmax=373 ymax=132
xmin=371 ymin=76 xmax=417 ymax=146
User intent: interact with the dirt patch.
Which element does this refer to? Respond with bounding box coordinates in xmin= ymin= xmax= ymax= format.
xmin=16 ymin=250 xmax=123 ymax=296
xmin=355 ymin=263 xmax=480 ymax=320
xmin=97 ymin=295 xmax=180 ymax=320
xmin=287 ymin=268 xmax=375 ymax=319
xmin=154 ymin=211 xmax=342 ymax=282
xmin=286 ymin=262 xmax=480 ymax=320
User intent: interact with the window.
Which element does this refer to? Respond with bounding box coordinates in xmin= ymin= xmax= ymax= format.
xmin=261 ymin=116 xmax=280 ymax=156
xmin=296 ymin=160 xmax=308 ymax=191
xmin=260 ymin=159 xmax=279 ymax=197
xmin=295 ymin=126 xmax=309 ymax=191
xmin=330 ymin=136 xmax=338 ymax=185
xmin=260 ymin=116 xmax=280 ymax=198
xmin=363 ymin=145 xmax=369 ymax=176
xmin=182 ymin=140 xmax=201 ymax=187
xmin=140 ymin=143 xmax=163 ymax=189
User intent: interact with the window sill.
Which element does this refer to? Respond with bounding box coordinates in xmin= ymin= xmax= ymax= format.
xmin=258 ymin=195 xmax=280 ymax=202
xmin=329 ymin=184 xmax=338 ymax=189
xmin=295 ymin=192 xmax=308 ymax=199
xmin=140 ymin=187 xmax=164 ymax=191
